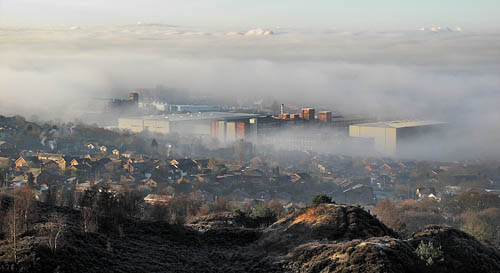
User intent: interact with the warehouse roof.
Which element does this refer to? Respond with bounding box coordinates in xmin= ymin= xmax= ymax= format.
xmin=351 ymin=120 xmax=446 ymax=129
xmin=121 ymin=112 xmax=260 ymax=122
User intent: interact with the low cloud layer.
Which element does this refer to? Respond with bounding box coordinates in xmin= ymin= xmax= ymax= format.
xmin=1 ymin=24 xmax=499 ymax=159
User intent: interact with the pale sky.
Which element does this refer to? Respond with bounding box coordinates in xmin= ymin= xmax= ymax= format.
xmin=1 ymin=0 xmax=499 ymax=29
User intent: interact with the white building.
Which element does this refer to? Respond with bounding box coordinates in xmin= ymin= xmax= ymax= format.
xmin=349 ymin=120 xmax=446 ymax=156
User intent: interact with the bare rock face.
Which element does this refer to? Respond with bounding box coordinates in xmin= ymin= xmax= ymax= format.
xmin=257 ymin=204 xmax=397 ymax=252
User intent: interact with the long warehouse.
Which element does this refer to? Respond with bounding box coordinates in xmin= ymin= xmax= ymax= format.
xmin=349 ymin=120 xmax=446 ymax=156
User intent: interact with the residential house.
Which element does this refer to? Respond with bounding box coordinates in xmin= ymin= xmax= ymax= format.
xmin=120 ymin=174 xmax=137 ymax=185
xmin=121 ymin=151 xmax=136 ymax=159
xmin=75 ymin=181 xmax=94 ymax=193
xmin=241 ymin=168 xmax=267 ymax=184
xmin=10 ymin=174 xmax=27 ymax=186
xmin=0 ymin=157 xmax=11 ymax=170
xmin=37 ymin=153 xmax=66 ymax=170
xmin=71 ymin=158 xmax=87 ymax=167
xmin=152 ymin=162 xmax=181 ymax=182
xmin=15 ymin=156 xmax=41 ymax=169
xmin=15 ymin=156 xmax=28 ymax=168
xmin=36 ymin=170 xmax=64 ymax=186
xmin=69 ymin=163 xmax=92 ymax=173
xmin=93 ymin=158 xmax=112 ymax=172
xmin=100 ymin=146 xmax=108 ymax=153
xmin=416 ymin=186 xmax=438 ymax=200
xmin=193 ymin=159 xmax=209 ymax=170
xmin=144 ymin=194 xmax=173 ymax=205
xmin=291 ymin=172 xmax=313 ymax=184
xmin=170 ymin=159 xmax=199 ymax=176
xmin=125 ymin=161 xmax=154 ymax=174
xmin=142 ymin=177 xmax=159 ymax=188
xmin=0 ymin=141 xmax=16 ymax=157
xmin=41 ymin=160 xmax=61 ymax=172
xmin=333 ymin=184 xmax=375 ymax=205
xmin=373 ymin=175 xmax=392 ymax=190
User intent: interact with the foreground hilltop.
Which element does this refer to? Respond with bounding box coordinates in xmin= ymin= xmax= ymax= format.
xmin=1 ymin=203 xmax=499 ymax=273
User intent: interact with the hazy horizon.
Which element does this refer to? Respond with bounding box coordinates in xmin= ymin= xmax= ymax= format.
xmin=2 ymin=1 xmax=500 ymax=30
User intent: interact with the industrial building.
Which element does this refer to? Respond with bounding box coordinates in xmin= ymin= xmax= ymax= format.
xmin=118 ymin=112 xmax=259 ymax=135
xmin=109 ymin=92 xmax=140 ymax=109
xmin=349 ymin=120 xmax=446 ymax=156
xmin=171 ymin=105 xmax=220 ymax=113
xmin=212 ymin=107 xmax=370 ymax=146
xmin=139 ymin=102 xmax=220 ymax=113
xmin=118 ymin=104 xmax=372 ymax=153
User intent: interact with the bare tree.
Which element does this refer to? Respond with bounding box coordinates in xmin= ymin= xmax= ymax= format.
xmin=16 ymin=189 xmax=37 ymax=232
xmin=45 ymin=185 xmax=58 ymax=206
xmin=5 ymin=196 xmax=20 ymax=263
xmin=150 ymin=203 xmax=169 ymax=221
xmin=373 ymin=199 xmax=405 ymax=232
xmin=45 ymin=212 xmax=67 ymax=254
xmin=82 ymin=206 xmax=98 ymax=233
xmin=119 ymin=187 xmax=143 ymax=218
xmin=213 ymin=196 xmax=231 ymax=212
xmin=79 ymin=186 xmax=99 ymax=233
xmin=65 ymin=185 xmax=77 ymax=209
xmin=2 ymin=189 xmax=38 ymax=263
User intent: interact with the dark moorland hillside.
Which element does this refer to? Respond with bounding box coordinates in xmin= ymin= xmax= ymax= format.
xmin=0 ymin=203 xmax=499 ymax=273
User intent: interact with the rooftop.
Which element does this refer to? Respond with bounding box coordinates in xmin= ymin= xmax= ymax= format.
xmin=352 ymin=120 xmax=446 ymax=129
xmin=121 ymin=112 xmax=260 ymax=122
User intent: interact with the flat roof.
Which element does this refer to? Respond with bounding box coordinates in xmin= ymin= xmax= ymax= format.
xmin=351 ymin=120 xmax=446 ymax=129
xmin=120 ymin=112 xmax=260 ymax=122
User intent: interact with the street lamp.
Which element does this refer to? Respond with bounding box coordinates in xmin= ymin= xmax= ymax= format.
xmin=167 ymin=144 xmax=172 ymax=158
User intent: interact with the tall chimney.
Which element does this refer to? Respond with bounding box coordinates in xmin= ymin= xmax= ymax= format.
xmin=280 ymin=104 xmax=285 ymax=115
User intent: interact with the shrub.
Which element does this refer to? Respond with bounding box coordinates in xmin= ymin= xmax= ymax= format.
xmin=251 ymin=204 xmax=277 ymax=226
xmin=312 ymin=194 xmax=332 ymax=206
xmin=414 ymin=241 xmax=443 ymax=266
xmin=373 ymin=199 xmax=405 ymax=232
xmin=461 ymin=208 xmax=500 ymax=242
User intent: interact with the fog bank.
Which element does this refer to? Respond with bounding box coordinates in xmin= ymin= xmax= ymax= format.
xmin=1 ymin=25 xmax=499 ymax=158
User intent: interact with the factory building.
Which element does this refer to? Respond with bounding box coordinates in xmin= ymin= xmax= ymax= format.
xmin=108 ymin=92 xmax=140 ymax=109
xmin=349 ymin=120 xmax=446 ymax=156
xmin=211 ymin=107 xmax=370 ymax=146
xmin=118 ymin=112 xmax=259 ymax=136
xmin=319 ymin=111 xmax=332 ymax=123
xmin=129 ymin=93 xmax=139 ymax=104
xmin=118 ymin=104 xmax=372 ymax=153
xmin=171 ymin=105 xmax=220 ymax=113
xmin=301 ymin=108 xmax=315 ymax=121
xmin=211 ymin=107 xmax=369 ymax=142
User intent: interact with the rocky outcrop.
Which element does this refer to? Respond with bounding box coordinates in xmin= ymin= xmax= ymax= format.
xmin=258 ymin=204 xmax=397 ymax=252
xmin=410 ymin=225 xmax=500 ymax=273
xmin=282 ymin=237 xmax=425 ymax=273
